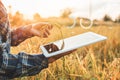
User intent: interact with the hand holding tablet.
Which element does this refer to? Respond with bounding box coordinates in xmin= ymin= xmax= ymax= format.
xmin=40 ymin=32 xmax=107 ymax=58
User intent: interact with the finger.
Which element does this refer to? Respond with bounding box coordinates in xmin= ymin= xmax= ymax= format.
xmin=50 ymin=24 xmax=53 ymax=29
xmin=42 ymin=32 xmax=48 ymax=38
xmin=34 ymin=28 xmax=50 ymax=38
xmin=42 ymin=30 xmax=49 ymax=38
xmin=47 ymin=24 xmax=53 ymax=30
xmin=63 ymin=49 xmax=77 ymax=55
xmin=68 ymin=49 xmax=77 ymax=53
xmin=45 ymin=29 xmax=50 ymax=35
xmin=31 ymin=28 xmax=40 ymax=36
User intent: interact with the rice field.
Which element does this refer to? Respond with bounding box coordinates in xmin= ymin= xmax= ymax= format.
xmin=11 ymin=22 xmax=120 ymax=80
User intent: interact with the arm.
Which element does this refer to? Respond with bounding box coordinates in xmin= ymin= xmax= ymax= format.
xmin=11 ymin=25 xmax=33 ymax=46
xmin=5 ymin=52 xmax=48 ymax=79
xmin=0 ymin=1 xmax=49 ymax=79
xmin=48 ymin=50 xmax=76 ymax=63
xmin=4 ymin=50 xmax=76 ymax=79
xmin=11 ymin=22 xmax=53 ymax=46
xmin=0 ymin=25 xmax=49 ymax=79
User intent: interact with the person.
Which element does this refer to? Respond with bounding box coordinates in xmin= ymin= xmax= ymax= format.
xmin=0 ymin=1 xmax=75 ymax=80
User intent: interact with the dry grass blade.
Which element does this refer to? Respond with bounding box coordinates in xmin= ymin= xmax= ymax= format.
xmin=53 ymin=23 xmax=65 ymax=50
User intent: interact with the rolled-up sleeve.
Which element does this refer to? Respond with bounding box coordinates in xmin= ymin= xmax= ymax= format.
xmin=10 ymin=52 xmax=48 ymax=79
xmin=1 ymin=52 xmax=48 ymax=79
xmin=0 ymin=41 xmax=48 ymax=79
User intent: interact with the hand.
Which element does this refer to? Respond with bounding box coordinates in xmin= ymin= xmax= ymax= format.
xmin=48 ymin=49 xmax=77 ymax=63
xmin=27 ymin=22 xmax=53 ymax=38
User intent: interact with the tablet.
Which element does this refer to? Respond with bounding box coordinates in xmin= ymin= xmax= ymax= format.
xmin=40 ymin=32 xmax=107 ymax=57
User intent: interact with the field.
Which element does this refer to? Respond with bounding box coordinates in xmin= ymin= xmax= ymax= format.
xmin=11 ymin=20 xmax=120 ymax=80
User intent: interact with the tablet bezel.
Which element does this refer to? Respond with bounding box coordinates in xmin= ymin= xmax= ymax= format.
xmin=40 ymin=32 xmax=107 ymax=57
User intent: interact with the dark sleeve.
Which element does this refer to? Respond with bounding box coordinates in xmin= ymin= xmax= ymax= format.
xmin=13 ymin=52 xmax=48 ymax=79
xmin=1 ymin=52 xmax=48 ymax=79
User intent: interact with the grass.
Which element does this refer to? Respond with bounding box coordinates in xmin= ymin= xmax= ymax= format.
xmin=12 ymin=24 xmax=120 ymax=80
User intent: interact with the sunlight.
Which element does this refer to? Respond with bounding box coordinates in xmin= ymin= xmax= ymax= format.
xmin=2 ymin=0 xmax=120 ymax=20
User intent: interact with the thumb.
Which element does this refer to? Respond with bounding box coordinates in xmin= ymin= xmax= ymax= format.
xmin=30 ymin=28 xmax=41 ymax=37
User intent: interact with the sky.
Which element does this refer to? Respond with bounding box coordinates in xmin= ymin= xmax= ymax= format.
xmin=2 ymin=0 xmax=120 ymax=20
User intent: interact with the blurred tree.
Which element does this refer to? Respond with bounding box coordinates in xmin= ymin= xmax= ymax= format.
xmin=103 ymin=14 xmax=112 ymax=21
xmin=11 ymin=11 xmax=25 ymax=27
xmin=33 ymin=13 xmax=41 ymax=22
xmin=60 ymin=8 xmax=72 ymax=18
xmin=115 ymin=15 xmax=120 ymax=23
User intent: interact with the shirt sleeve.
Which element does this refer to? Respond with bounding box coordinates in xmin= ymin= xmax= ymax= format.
xmin=0 ymin=1 xmax=48 ymax=79
xmin=0 ymin=38 xmax=48 ymax=79
xmin=0 ymin=36 xmax=48 ymax=79
xmin=0 ymin=41 xmax=48 ymax=79
xmin=5 ymin=52 xmax=48 ymax=79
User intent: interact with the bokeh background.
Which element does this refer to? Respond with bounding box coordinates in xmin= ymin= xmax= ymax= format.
xmin=2 ymin=0 xmax=120 ymax=80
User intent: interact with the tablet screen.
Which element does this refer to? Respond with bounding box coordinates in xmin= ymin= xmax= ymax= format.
xmin=44 ymin=43 xmax=61 ymax=53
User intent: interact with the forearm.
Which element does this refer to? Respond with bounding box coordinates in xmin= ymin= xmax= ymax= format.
xmin=10 ymin=52 xmax=48 ymax=79
xmin=1 ymin=51 xmax=48 ymax=79
xmin=48 ymin=50 xmax=76 ymax=63
xmin=11 ymin=25 xmax=34 ymax=46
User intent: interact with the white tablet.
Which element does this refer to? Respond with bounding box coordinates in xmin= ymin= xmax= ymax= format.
xmin=40 ymin=32 xmax=107 ymax=57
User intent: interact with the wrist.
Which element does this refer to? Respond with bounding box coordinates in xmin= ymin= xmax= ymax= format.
xmin=22 ymin=24 xmax=34 ymax=38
